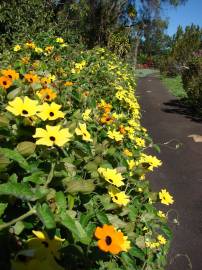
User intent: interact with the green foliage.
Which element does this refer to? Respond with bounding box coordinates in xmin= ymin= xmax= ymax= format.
xmin=181 ymin=56 xmax=202 ymax=108
xmin=172 ymin=24 xmax=202 ymax=65
xmin=0 ymin=0 xmax=55 ymax=51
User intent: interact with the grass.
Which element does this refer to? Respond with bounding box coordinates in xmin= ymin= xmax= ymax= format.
xmin=160 ymin=75 xmax=187 ymax=98
xmin=135 ymin=68 xmax=159 ymax=78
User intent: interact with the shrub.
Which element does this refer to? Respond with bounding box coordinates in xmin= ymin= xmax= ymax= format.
xmin=159 ymin=55 xmax=179 ymax=77
xmin=181 ymin=55 xmax=202 ymax=108
xmin=0 ymin=35 xmax=173 ymax=270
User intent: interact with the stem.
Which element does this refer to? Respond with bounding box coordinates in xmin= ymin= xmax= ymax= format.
xmin=44 ymin=163 xmax=55 ymax=188
xmin=0 ymin=208 xmax=36 ymax=231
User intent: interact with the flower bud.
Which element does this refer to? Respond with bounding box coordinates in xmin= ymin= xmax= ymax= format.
xmin=16 ymin=141 xmax=36 ymax=156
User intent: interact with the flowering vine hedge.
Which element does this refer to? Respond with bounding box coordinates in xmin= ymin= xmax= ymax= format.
xmin=0 ymin=36 xmax=174 ymax=270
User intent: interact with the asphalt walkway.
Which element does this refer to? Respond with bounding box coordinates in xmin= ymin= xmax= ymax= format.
xmin=137 ymin=75 xmax=202 ymax=270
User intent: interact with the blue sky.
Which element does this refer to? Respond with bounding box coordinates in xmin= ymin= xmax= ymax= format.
xmin=163 ymin=0 xmax=202 ymax=36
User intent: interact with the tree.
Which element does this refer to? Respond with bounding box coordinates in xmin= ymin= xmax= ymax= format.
xmin=172 ymin=24 xmax=202 ymax=65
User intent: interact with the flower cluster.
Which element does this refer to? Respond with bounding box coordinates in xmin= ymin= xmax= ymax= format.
xmin=0 ymin=37 xmax=174 ymax=270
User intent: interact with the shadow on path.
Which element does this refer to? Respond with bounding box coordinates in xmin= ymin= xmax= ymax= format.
xmin=162 ymin=99 xmax=202 ymax=123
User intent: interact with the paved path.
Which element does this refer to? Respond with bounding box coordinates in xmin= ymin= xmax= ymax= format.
xmin=137 ymin=75 xmax=202 ymax=270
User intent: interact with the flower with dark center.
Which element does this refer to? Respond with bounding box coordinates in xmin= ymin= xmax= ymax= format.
xmin=6 ymin=96 xmax=38 ymax=117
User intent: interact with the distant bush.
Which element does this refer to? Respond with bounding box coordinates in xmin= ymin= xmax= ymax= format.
xmin=181 ymin=55 xmax=202 ymax=108
xmin=159 ymin=56 xmax=179 ymax=77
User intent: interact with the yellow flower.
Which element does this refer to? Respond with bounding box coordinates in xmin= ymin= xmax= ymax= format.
xmin=21 ymin=56 xmax=30 ymax=64
xmin=32 ymin=230 xmax=64 ymax=259
xmin=35 ymin=47 xmax=43 ymax=53
xmin=135 ymin=137 xmax=145 ymax=147
xmin=138 ymin=153 xmax=162 ymax=171
xmin=140 ymin=174 xmax=146 ymax=181
xmin=41 ymin=77 xmax=51 ymax=85
xmin=11 ymin=230 xmax=65 ymax=270
xmin=127 ymin=159 xmax=136 ymax=170
xmin=150 ymin=242 xmax=160 ymax=249
xmin=33 ymin=125 xmax=72 ymax=147
xmin=56 ymin=37 xmax=64 ymax=43
xmin=14 ymin=45 xmax=21 ymax=52
xmin=108 ymin=186 xmax=130 ymax=206
xmin=48 ymin=74 xmax=56 ymax=82
xmin=82 ymin=109 xmax=91 ymax=121
xmin=157 ymin=210 xmax=166 ymax=218
xmin=60 ymin=43 xmax=68 ymax=48
xmin=75 ymin=123 xmax=92 ymax=142
xmin=157 ymin=234 xmax=167 ymax=245
xmin=25 ymin=42 xmax=36 ymax=49
xmin=37 ymin=88 xmax=57 ymax=102
xmin=123 ymin=149 xmax=133 ymax=157
xmin=45 ymin=46 xmax=54 ymax=54
xmin=98 ymin=167 xmax=125 ymax=187
xmin=6 ymin=96 xmax=38 ymax=117
xmin=159 ymin=189 xmax=174 ymax=205
xmin=107 ymin=130 xmax=124 ymax=142
xmin=120 ymin=235 xmax=131 ymax=252
xmin=37 ymin=102 xmax=64 ymax=121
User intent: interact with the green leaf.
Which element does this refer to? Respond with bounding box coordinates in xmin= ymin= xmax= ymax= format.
xmin=107 ymin=214 xmax=127 ymax=228
xmin=136 ymin=236 xmax=146 ymax=249
xmin=23 ymin=171 xmax=46 ymax=184
xmin=153 ymin=144 xmax=161 ymax=153
xmin=0 ymin=148 xmax=30 ymax=171
xmin=36 ymin=203 xmax=56 ymax=229
xmin=96 ymin=211 xmax=109 ymax=224
xmin=66 ymin=179 xmax=95 ymax=194
xmin=68 ymin=194 xmax=75 ymax=210
xmin=161 ymin=224 xmax=173 ymax=239
xmin=129 ymin=246 xmax=145 ymax=261
xmin=0 ymin=182 xmax=35 ymax=201
xmin=140 ymin=212 xmax=155 ymax=223
xmin=0 ymin=203 xmax=7 ymax=217
xmin=84 ymin=161 xmax=98 ymax=172
xmin=80 ymin=212 xmax=94 ymax=227
xmin=55 ymin=191 xmax=67 ymax=213
xmin=0 ymin=181 xmax=47 ymax=201
xmin=60 ymin=212 xmax=90 ymax=245
xmin=120 ymin=253 xmax=138 ymax=270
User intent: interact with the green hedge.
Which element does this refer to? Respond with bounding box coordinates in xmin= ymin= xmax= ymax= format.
xmin=181 ymin=56 xmax=202 ymax=109
xmin=0 ymin=35 xmax=173 ymax=270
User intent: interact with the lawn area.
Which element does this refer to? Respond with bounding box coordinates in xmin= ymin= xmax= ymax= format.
xmin=135 ymin=68 xmax=159 ymax=78
xmin=160 ymin=75 xmax=187 ymax=98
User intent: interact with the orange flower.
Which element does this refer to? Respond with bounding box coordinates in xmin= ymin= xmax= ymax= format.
xmin=1 ymin=69 xmax=19 ymax=81
xmin=24 ymin=73 xmax=39 ymax=83
xmin=104 ymin=104 xmax=112 ymax=113
xmin=95 ymin=224 xmax=124 ymax=255
xmin=100 ymin=114 xmax=114 ymax=125
xmin=119 ymin=125 xmax=126 ymax=134
xmin=0 ymin=76 xmax=12 ymax=89
xmin=41 ymin=77 xmax=51 ymax=85
xmin=37 ymin=88 xmax=57 ymax=101
xmin=64 ymin=81 xmax=74 ymax=87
